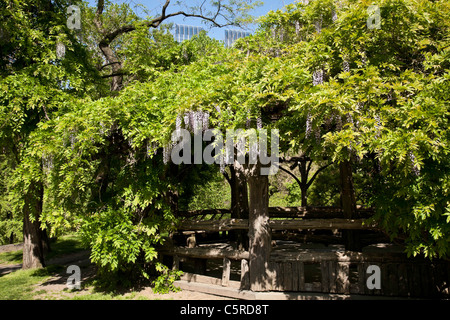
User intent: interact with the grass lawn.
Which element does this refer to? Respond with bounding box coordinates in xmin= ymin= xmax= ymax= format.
xmin=0 ymin=234 xmax=86 ymax=265
xmin=0 ymin=265 xmax=63 ymax=299
xmin=0 ymin=249 xmax=22 ymax=265
xmin=0 ymin=234 xmax=195 ymax=300
xmin=0 ymin=234 xmax=154 ymax=300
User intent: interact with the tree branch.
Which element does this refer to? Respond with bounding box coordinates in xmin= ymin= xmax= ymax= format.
xmin=97 ymin=0 xmax=233 ymax=47
xmin=306 ymin=162 xmax=333 ymax=189
xmin=279 ymin=165 xmax=303 ymax=189
xmin=94 ymin=0 xmax=105 ymax=34
xmin=101 ymin=72 xmax=128 ymax=78
xmin=99 ymin=61 xmax=121 ymax=70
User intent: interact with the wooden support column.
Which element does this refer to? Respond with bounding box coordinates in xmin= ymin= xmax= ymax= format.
xmin=240 ymin=259 xmax=250 ymax=290
xmin=339 ymin=160 xmax=362 ymax=251
xmin=222 ymin=257 xmax=231 ymax=287
xmin=247 ymin=163 xmax=272 ymax=292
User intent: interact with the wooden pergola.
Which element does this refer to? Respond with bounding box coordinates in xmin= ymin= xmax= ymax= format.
xmin=158 ymin=206 xmax=450 ymax=298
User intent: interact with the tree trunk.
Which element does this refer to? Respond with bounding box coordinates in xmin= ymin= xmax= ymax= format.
xmin=99 ymin=43 xmax=123 ymax=92
xmin=339 ymin=160 xmax=361 ymax=252
xmin=300 ymin=186 xmax=308 ymax=207
xmin=6 ymin=212 xmax=14 ymax=244
xmin=299 ymin=160 xmax=309 ymax=207
xmin=229 ymin=161 xmax=249 ymax=250
xmin=247 ymin=164 xmax=271 ymax=292
xmin=22 ymin=184 xmax=45 ymax=269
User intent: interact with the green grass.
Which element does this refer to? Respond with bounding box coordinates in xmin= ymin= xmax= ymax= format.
xmin=0 ymin=265 xmax=62 ymax=300
xmin=0 ymin=234 xmax=86 ymax=266
xmin=0 ymin=233 xmax=180 ymax=300
xmin=0 ymin=250 xmax=23 ymax=265
xmin=45 ymin=234 xmax=86 ymax=261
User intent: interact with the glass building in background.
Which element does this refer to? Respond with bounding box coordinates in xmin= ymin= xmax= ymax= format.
xmin=224 ymin=30 xmax=251 ymax=47
xmin=172 ymin=25 xmax=252 ymax=46
xmin=174 ymin=24 xmax=204 ymax=42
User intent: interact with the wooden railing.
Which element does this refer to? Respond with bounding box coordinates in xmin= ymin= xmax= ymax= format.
xmin=177 ymin=206 xmax=375 ymax=220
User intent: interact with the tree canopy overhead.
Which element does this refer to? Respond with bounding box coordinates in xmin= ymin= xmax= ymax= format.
xmin=1 ymin=0 xmax=449 ymax=285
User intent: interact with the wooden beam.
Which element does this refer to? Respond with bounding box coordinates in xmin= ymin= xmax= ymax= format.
xmin=180 ymin=272 xmax=241 ymax=289
xmin=178 ymin=218 xmax=377 ymax=232
xmin=177 ymin=206 xmax=374 ymax=220
xmin=178 ymin=218 xmax=248 ymax=231
xmin=177 ymin=209 xmax=230 ymax=218
xmin=269 ymin=218 xmax=378 ymax=231
xmin=268 ymin=206 xmax=374 ymax=219
xmin=269 ymin=250 xmax=415 ymax=263
xmin=167 ymin=246 xmax=250 ymax=260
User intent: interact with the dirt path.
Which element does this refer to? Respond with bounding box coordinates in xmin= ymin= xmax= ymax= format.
xmin=0 ymin=249 xmax=233 ymax=300
xmin=33 ymin=259 xmax=233 ymax=300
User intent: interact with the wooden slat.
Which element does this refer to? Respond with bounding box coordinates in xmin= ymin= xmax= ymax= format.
xmin=388 ymin=263 xmax=399 ymax=296
xmin=397 ymin=263 xmax=408 ymax=297
xmin=292 ymin=261 xmax=299 ymax=291
xmin=274 ymin=262 xmax=283 ymax=291
xmin=321 ymin=261 xmax=330 ymax=292
xmin=357 ymin=263 xmax=366 ymax=295
xmin=328 ymin=261 xmax=337 ymax=293
xmin=298 ymin=262 xmax=305 ymax=291
xmin=412 ymin=263 xmax=422 ymax=297
xmin=284 ymin=262 xmax=293 ymax=291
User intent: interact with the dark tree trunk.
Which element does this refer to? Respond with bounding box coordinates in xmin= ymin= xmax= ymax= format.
xmin=228 ymin=161 xmax=249 ymax=250
xmin=6 ymin=212 xmax=14 ymax=244
xmin=247 ymin=164 xmax=271 ymax=292
xmin=299 ymin=160 xmax=309 ymax=207
xmin=99 ymin=43 xmax=123 ymax=92
xmin=22 ymin=183 xmax=45 ymax=269
xmin=339 ymin=160 xmax=361 ymax=251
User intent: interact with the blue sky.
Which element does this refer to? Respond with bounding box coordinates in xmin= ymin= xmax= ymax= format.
xmin=87 ymin=0 xmax=298 ymax=41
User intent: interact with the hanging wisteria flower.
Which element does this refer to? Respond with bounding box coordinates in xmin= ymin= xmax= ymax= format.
xmin=202 ymin=111 xmax=210 ymax=131
xmin=312 ymin=69 xmax=324 ymax=86
xmin=183 ymin=113 xmax=190 ymax=130
xmin=256 ymin=116 xmax=263 ymax=129
xmin=409 ymin=152 xmax=420 ymax=176
xmin=343 ymin=60 xmax=350 ymax=73
xmin=306 ymin=114 xmax=312 ymax=138
xmin=163 ymin=145 xmax=171 ymax=164
xmin=332 ymin=10 xmax=338 ymax=22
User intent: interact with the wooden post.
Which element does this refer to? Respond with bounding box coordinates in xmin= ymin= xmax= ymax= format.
xmin=336 ymin=262 xmax=350 ymax=294
xmin=222 ymin=257 xmax=231 ymax=287
xmin=247 ymin=163 xmax=272 ymax=292
xmin=228 ymin=161 xmax=249 ymax=250
xmin=339 ymin=160 xmax=362 ymax=251
xmin=240 ymin=259 xmax=250 ymax=290
xmin=172 ymin=255 xmax=180 ymax=270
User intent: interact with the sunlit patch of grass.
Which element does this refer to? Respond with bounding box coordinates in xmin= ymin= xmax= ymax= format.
xmin=0 ymin=265 xmax=62 ymax=300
